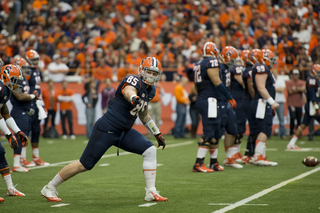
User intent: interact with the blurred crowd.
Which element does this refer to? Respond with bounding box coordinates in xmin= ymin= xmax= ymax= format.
xmin=0 ymin=0 xmax=319 ymax=84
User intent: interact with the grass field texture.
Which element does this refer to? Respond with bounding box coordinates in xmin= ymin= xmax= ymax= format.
xmin=0 ymin=135 xmax=319 ymax=213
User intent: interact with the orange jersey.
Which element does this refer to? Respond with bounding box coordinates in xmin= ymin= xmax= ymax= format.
xmin=174 ymin=84 xmax=189 ymax=104
xmin=42 ymin=89 xmax=58 ymax=111
xmin=57 ymin=88 xmax=74 ymax=110
xmin=93 ymin=65 xmax=113 ymax=81
xmin=57 ymin=42 xmax=74 ymax=58
xmin=151 ymin=83 xmax=163 ymax=102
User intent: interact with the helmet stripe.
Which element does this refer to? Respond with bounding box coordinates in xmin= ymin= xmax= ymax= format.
xmin=152 ymin=57 xmax=156 ymax=67
xmin=203 ymin=42 xmax=208 ymax=56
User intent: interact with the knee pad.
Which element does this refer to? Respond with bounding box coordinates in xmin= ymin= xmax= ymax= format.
xmin=142 ymin=146 xmax=156 ymax=157
xmin=247 ymin=133 xmax=258 ymax=144
xmin=142 ymin=146 xmax=156 ymax=169
xmin=198 ymin=136 xmax=219 ymax=146
xmin=235 ymin=133 xmax=243 ymax=145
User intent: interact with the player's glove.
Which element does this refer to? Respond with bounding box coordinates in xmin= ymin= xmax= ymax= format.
xmin=155 ymin=133 xmax=166 ymax=150
xmin=131 ymin=95 xmax=141 ymax=105
xmin=33 ymin=90 xmax=40 ymax=100
xmin=229 ymin=99 xmax=237 ymax=109
xmin=6 ymin=134 xmax=18 ymax=150
xmin=272 ymin=107 xmax=276 ymax=117
xmin=17 ymin=131 xmax=28 ymax=147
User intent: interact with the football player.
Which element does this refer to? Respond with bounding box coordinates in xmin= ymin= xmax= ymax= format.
xmin=219 ymin=46 xmax=243 ymax=169
xmin=228 ymin=49 xmax=247 ymax=163
xmin=10 ymin=58 xmax=39 ymax=172
xmin=287 ymin=64 xmax=320 ymax=149
xmin=22 ymin=50 xmax=49 ymax=167
xmin=251 ymin=49 xmax=278 ymax=166
xmin=240 ymin=49 xmax=260 ymax=164
xmin=0 ymin=64 xmax=28 ymax=202
xmin=41 ymin=57 xmax=168 ymax=202
xmin=192 ymin=42 xmax=237 ymax=173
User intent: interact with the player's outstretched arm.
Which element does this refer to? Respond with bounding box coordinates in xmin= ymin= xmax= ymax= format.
xmin=122 ymin=84 xmax=140 ymax=104
xmin=139 ymin=108 xmax=166 ymax=150
xmin=13 ymin=90 xmax=39 ymax=101
xmin=255 ymin=73 xmax=279 ymax=109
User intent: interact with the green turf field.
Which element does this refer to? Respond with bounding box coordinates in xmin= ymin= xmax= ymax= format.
xmin=0 ymin=135 xmax=319 ymax=213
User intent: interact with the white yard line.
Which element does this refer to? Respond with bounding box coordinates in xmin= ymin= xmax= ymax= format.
xmin=209 ymin=203 xmax=268 ymax=206
xmin=212 ymin=167 xmax=320 ymax=213
xmin=29 ymin=141 xmax=193 ymax=170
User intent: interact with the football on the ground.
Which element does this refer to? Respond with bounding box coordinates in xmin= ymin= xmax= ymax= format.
xmin=302 ymin=156 xmax=319 ymax=167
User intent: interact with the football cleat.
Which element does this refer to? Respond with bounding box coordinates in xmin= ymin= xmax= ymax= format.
xmin=70 ymin=135 xmax=76 ymax=140
xmin=286 ymin=145 xmax=301 ymax=150
xmin=242 ymin=155 xmax=254 ymax=164
xmin=192 ymin=163 xmax=214 ymax=173
xmin=7 ymin=187 xmax=25 ymax=196
xmin=209 ymin=162 xmax=224 ymax=171
xmin=253 ymin=155 xmax=278 ymax=166
xmin=21 ymin=157 xmax=35 ymax=167
xmin=62 ymin=135 xmax=67 ymax=139
xmin=12 ymin=166 xmax=30 ymax=172
xmin=0 ymin=197 xmax=4 ymax=203
xmin=41 ymin=185 xmax=62 ymax=202
xmin=233 ymin=152 xmax=244 ymax=163
xmin=223 ymin=158 xmax=243 ymax=169
xmin=144 ymin=187 xmax=168 ymax=202
xmin=32 ymin=157 xmax=50 ymax=166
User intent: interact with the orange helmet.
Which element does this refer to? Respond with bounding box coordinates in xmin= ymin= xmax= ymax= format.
xmin=11 ymin=58 xmax=31 ymax=80
xmin=25 ymin=50 xmax=40 ymax=67
xmin=248 ymin=49 xmax=261 ymax=64
xmin=311 ymin=64 xmax=320 ymax=77
xmin=202 ymin=42 xmax=220 ymax=58
xmin=240 ymin=50 xmax=253 ymax=65
xmin=139 ymin=57 xmax=162 ymax=85
xmin=259 ymin=49 xmax=277 ymax=68
xmin=220 ymin=46 xmax=238 ymax=67
xmin=0 ymin=64 xmax=24 ymax=93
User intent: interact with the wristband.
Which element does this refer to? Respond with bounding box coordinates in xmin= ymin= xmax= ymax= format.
xmin=30 ymin=94 xmax=36 ymax=99
xmin=130 ymin=95 xmax=136 ymax=101
xmin=0 ymin=118 xmax=12 ymax=135
xmin=144 ymin=119 xmax=160 ymax=135
xmin=267 ymin=97 xmax=275 ymax=105
xmin=5 ymin=117 xmax=21 ymax=133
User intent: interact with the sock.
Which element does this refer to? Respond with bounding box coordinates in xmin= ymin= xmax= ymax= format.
xmin=225 ymin=146 xmax=237 ymax=159
xmin=288 ymin=135 xmax=298 ymax=147
xmin=32 ymin=148 xmax=39 ymax=158
xmin=13 ymin=154 xmax=20 ymax=167
xmin=2 ymin=173 xmax=13 ymax=190
xmin=21 ymin=147 xmax=27 ymax=158
xmin=209 ymin=148 xmax=218 ymax=165
xmin=237 ymin=144 xmax=241 ymax=153
xmin=196 ymin=147 xmax=208 ymax=162
xmin=143 ymin=169 xmax=156 ymax=189
xmin=48 ymin=172 xmax=65 ymax=188
xmin=142 ymin=146 xmax=156 ymax=190
xmin=254 ymin=140 xmax=266 ymax=157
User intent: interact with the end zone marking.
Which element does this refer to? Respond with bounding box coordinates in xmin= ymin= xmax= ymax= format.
xmin=51 ymin=203 xmax=70 ymax=207
xmin=212 ymin=167 xmax=320 ymax=213
xmin=139 ymin=203 xmax=157 ymax=207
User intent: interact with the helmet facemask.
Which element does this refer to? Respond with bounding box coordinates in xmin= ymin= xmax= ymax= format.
xmin=139 ymin=66 xmax=161 ymax=86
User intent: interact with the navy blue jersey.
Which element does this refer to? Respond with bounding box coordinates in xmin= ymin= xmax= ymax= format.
xmin=220 ymin=63 xmax=230 ymax=102
xmin=306 ymin=77 xmax=319 ymax=103
xmin=252 ymin=63 xmax=275 ymax=100
xmin=10 ymin=77 xmax=31 ymax=110
xmin=194 ymin=57 xmax=223 ymax=101
xmin=28 ymin=67 xmax=41 ymax=95
xmin=0 ymin=81 xmax=11 ymax=105
xmin=243 ymin=65 xmax=253 ymax=100
xmin=104 ymin=75 xmax=156 ymax=131
xmin=230 ymin=65 xmax=245 ymax=100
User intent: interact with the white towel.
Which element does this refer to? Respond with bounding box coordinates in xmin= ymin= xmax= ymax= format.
xmin=36 ymin=100 xmax=47 ymax=120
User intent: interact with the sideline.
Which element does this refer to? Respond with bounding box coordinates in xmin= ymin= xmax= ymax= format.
xmin=28 ymin=141 xmax=194 ymax=170
xmin=212 ymin=167 xmax=320 ymax=213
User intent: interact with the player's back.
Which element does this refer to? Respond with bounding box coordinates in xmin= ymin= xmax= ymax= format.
xmin=104 ymin=75 xmax=156 ymax=131
xmin=230 ymin=65 xmax=245 ymax=100
xmin=306 ymin=76 xmax=319 ymax=102
xmin=252 ymin=63 xmax=275 ymax=100
xmin=0 ymin=81 xmax=11 ymax=105
xmin=194 ymin=57 xmax=222 ymax=101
